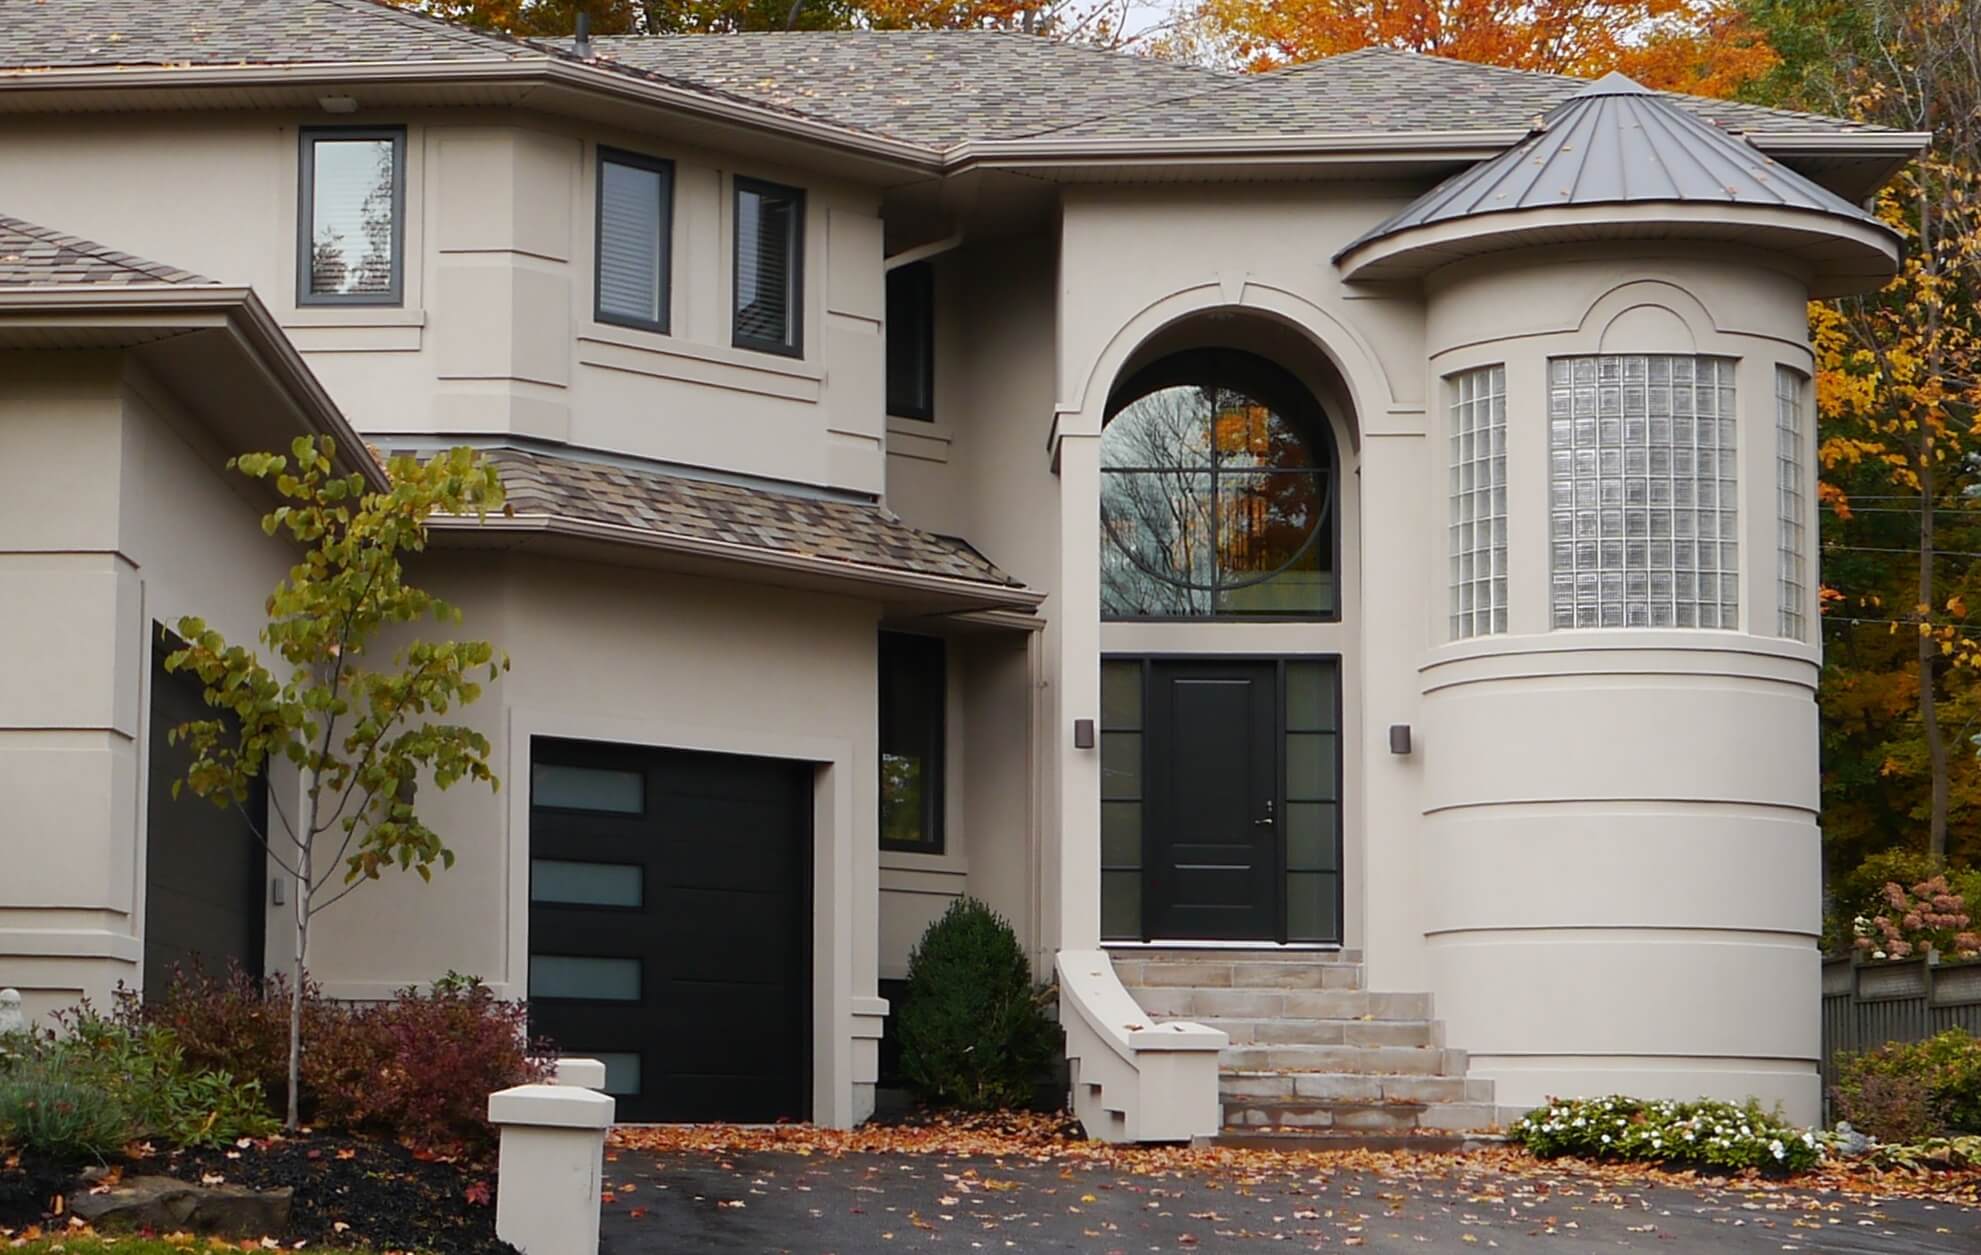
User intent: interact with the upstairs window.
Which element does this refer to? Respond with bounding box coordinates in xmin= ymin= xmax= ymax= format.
xmin=886 ymin=260 xmax=935 ymax=420
xmin=879 ymin=632 xmax=945 ymax=854
xmin=1777 ymin=366 xmax=1809 ymax=640
xmin=733 ymin=177 xmax=804 ymax=357
xmin=298 ymin=127 xmax=404 ymax=306
xmin=1548 ymin=354 xmax=1739 ymax=629
xmin=596 ymin=147 xmax=673 ymax=334
xmin=1449 ymin=364 xmax=1508 ymax=639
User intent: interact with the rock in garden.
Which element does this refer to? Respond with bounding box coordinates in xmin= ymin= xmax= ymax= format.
xmin=70 ymin=1174 xmax=293 ymax=1238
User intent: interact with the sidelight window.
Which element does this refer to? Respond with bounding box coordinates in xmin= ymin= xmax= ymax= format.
xmin=879 ymin=632 xmax=945 ymax=854
xmin=1548 ymin=354 xmax=1739 ymax=629
xmin=733 ymin=177 xmax=804 ymax=357
xmin=1449 ymin=364 xmax=1508 ymax=639
xmin=1100 ymin=351 xmax=1337 ymax=619
xmin=1777 ymin=366 xmax=1809 ymax=640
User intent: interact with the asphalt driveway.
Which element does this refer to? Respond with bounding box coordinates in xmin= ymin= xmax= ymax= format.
xmin=599 ymin=1146 xmax=1981 ymax=1253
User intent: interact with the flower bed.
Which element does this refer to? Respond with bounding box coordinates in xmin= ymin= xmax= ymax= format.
xmin=1510 ymin=1096 xmax=1822 ymax=1173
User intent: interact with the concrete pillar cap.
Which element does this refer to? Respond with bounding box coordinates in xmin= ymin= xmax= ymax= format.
xmin=489 ymin=1083 xmax=616 ymax=1130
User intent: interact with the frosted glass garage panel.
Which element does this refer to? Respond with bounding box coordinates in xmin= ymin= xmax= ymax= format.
xmin=531 ymin=859 xmax=643 ymax=908
xmin=532 ymin=762 xmax=644 ymax=813
xmin=530 ymin=955 xmax=641 ymax=1001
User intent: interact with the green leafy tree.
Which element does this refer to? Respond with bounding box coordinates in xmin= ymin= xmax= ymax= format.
xmin=165 ymin=436 xmax=508 ymax=1129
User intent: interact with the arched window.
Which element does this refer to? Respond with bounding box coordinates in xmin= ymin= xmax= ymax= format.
xmin=1100 ymin=350 xmax=1337 ymax=618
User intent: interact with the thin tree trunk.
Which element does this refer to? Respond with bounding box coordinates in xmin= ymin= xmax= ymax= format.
xmin=1919 ymin=454 xmax=1950 ymax=859
xmin=288 ymin=767 xmax=314 ymax=1131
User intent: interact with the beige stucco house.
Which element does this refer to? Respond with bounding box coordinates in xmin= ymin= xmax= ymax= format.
xmin=0 ymin=0 xmax=1927 ymax=1138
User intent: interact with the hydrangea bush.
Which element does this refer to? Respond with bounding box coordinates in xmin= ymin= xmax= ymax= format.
xmin=1511 ymin=1096 xmax=1821 ymax=1173
xmin=1851 ymin=875 xmax=1981 ymax=960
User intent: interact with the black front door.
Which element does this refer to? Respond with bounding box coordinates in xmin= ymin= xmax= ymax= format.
xmin=527 ymin=738 xmax=812 ymax=1123
xmin=1145 ymin=660 xmax=1279 ymax=941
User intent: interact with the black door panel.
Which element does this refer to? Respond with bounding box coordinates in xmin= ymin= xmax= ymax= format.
xmin=528 ymin=738 xmax=811 ymax=1123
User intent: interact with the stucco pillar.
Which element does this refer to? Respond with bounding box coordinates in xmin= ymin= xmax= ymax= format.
xmin=1054 ymin=429 xmax=1103 ymax=952
xmin=488 ymin=1083 xmax=614 ymax=1255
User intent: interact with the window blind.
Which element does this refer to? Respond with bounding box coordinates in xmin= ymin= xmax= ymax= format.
xmin=597 ymin=153 xmax=670 ymax=331
xmin=734 ymin=180 xmax=802 ymax=355
xmin=302 ymin=132 xmax=401 ymax=302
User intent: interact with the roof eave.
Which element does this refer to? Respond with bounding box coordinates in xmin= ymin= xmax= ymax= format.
xmin=1336 ymin=201 xmax=1902 ymax=295
xmin=0 ymin=283 xmax=387 ymax=488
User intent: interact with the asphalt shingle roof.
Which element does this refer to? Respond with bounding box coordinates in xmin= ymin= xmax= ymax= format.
xmin=579 ymin=30 xmax=1232 ymax=147
xmin=0 ymin=1 xmax=1888 ymax=151
xmin=0 ymin=0 xmax=529 ymax=68
xmin=484 ymin=447 xmax=1023 ymax=588
xmin=1034 ymin=47 xmax=1892 ymax=143
xmin=0 ymin=214 xmax=213 ymax=286
xmin=1347 ymin=72 xmax=1885 ymax=255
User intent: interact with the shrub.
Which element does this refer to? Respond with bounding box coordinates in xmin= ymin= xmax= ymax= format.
xmin=133 ymin=965 xmax=554 ymax=1157
xmin=897 ymin=897 xmax=1061 ymax=1111
xmin=1834 ymin=1029 xmax=1981 ymax=1139
xmin=1851 ymin=876 xmax=1981 ymax=960
xmin=49 ymin=1003 xmax=276 ymax=1149
xmin=1827 ymin=851 xmax=1981 ymax=955
xmin=0 ymin=1060 xmax=131 ymax=1162
xmin=1511 ymin=1095 xmax=1821 ymax=1173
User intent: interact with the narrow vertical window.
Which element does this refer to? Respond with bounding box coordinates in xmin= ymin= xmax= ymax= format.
xmin=1777 ymin=366 xmax=1809 ymax=640
xmin=733 ymin=177 xmax=804 ymax=357
xmin=1099 ymin=659 xmax=1143 ymax=941
xmin=1449 ymin=364 xmax=1508 ymax=638
xmin=1548 ymin=354 xmax=1739 ymax=629
xmin=886 ymin=260 xmax=935 ymax=420
xmin=879 ymin=632 xmax=944 ymax=854
xmin=298 ymin=127 xmax=404 ymax=305
xmin=596 ymin=148 xmax=672 ymax=333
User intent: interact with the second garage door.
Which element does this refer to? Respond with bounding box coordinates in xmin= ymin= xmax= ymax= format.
xmin=526 ymin=738 xmax=812 ymax=1122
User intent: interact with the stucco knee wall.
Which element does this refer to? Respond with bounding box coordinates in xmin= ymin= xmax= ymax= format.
xmin=1419 ymin=640 xmax=1821 ymax=1122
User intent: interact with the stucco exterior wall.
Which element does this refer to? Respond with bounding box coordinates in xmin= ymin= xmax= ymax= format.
xmin=300 ymin=550 xmax=887 ymax=1125
xmin=1416 ymin=249 xmax=1823 ymax=1120
xmin=0 ymin=111 xmax=886 ymax=494
xmin=0 ymin=351 xmax=291 ymax=1023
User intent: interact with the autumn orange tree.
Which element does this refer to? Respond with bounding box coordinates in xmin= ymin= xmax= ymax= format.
xmin=1189 ymin=0 xmax=1778 ymax=94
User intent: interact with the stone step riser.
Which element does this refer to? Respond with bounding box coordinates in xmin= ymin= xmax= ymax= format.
xmin=1220 ymin=1072 xmax=1495 ymax=1104
xmin=1109 ymin=948 xmax=1362 ymax=966
xmin=1173 ymin=1019 xmax=1442 ymax=1048
xmin=1114 ymin=960 xmax=1363 ymax=991
xmin=1222 ymin=1101 xmax=1501 ymax=1133
xmin=1219 ymin=1045 xmax=1466 ymax=1076
xmin=1129 ymin=987 xmax=1433 ymax=1021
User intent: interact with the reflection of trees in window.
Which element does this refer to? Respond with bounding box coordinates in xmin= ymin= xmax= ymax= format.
xmin=353 ymin=143 xmax=397 ymax=296
xmin=306 ymin=134 xmax=398 ymax=300
xmin=1100 ymin=359 xmax=1334 ymax=619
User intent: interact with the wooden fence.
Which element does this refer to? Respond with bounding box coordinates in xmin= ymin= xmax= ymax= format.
xmin=1820 ymin=955 xmax=1981 ymax=1116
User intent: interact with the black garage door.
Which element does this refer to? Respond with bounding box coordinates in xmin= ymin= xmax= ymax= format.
xmin=143 ymin=630 xmax=266 ymax=994
xmin=527 ymin=738 xmax=812 ymax=1122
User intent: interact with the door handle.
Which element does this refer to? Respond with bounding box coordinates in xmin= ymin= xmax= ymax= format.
xmin=1255 ymin=800 xmax=1274 ymax=826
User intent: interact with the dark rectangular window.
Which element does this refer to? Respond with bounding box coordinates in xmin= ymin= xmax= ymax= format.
xmin=879 ymin=631 xmax=945 ymax=854
xmin=298 ymin=126 xmax=404 ymax=306
xmin=733 ymin=177 xmax=804 ymax=357
xmin=596 ymin=147 xmax=673 ymax=333
xmin=886 ymin=260 xmax=934 ymax=420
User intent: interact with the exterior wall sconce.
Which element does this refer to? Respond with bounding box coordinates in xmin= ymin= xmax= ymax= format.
xmin=1388 ymin=724 xmax=1413 ymax=755
xmin=1074 ymin=718 xmax=1096 ymax=749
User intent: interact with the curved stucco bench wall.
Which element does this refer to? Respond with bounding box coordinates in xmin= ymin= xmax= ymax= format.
xmin=1416 ymin=251 xmax=1825 ymax=1123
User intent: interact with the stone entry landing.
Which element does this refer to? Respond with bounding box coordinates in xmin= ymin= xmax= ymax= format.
xmin=1110 ymin=948 xmax=1502 ymax=1135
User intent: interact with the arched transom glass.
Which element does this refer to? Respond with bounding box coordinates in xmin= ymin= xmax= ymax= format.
xmin=1100 ymin=353 xmax=1337 ymax=618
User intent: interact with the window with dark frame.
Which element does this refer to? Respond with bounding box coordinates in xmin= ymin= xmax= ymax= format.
xmin=298 ymin=127 xmax=405 ymax=306
xmin=886 ymin=260 xmax=935 ymax=420
xmin=733 ymin=177 xmax=804 ymax=357
xmin=596 ymin=147 xmax=673 ymax=334
xmin=879 ymin=632 xmax=945 ymax=854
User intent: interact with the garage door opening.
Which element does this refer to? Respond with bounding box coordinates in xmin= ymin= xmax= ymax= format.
xmin=526 ymin=737 xmax=813 ymax=1122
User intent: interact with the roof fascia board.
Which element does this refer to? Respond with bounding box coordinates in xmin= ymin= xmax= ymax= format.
xmin=429 ymin=512 xmax=1046 ymax=609
xmin=0 ymin=283 xmax=387 ymax=489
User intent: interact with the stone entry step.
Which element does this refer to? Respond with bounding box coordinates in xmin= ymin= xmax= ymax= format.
xmin=1110 ymin=948 xmax=1500 ymax=1136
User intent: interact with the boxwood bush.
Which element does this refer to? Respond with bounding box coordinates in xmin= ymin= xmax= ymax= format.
xmin=897 ymin=897 xmax=1061 ymax=1110
xmin=1511 ymin=1095 xmax=1821 ymax=1173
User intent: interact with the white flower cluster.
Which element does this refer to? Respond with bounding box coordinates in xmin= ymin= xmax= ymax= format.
xmin=1513 ymin=1095 xmax=1823 ymax=1172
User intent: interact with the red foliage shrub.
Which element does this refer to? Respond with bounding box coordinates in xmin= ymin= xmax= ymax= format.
xmin=135 ymin=965 xmax=554 ymax=1157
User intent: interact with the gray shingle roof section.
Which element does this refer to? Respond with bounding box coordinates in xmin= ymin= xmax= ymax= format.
xmin=0 ymin=214 xmax=213 ymax=286
xmin=0 ymin=0 xmax=533 ymax=69
xmin=576 ymin=31 xmax=1231 ymax=146
xmin=484 ymin=447 xmax=1023 ymax=588
xmin=1342 ymin=71 xmax=1886 ymax=257
xmin=1033 ymin=47 xmax=1893 ymax=142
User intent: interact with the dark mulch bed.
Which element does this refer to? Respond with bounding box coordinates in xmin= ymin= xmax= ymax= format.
xmin=3 ymin=1134 xmax=514 ymax=1255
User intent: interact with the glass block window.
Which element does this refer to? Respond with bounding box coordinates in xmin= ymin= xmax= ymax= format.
xmin=1548 ymin=355 xmax=1740 ymax=629
xmin=1776 ymin=366 xmax=1809 ymax=640
xmin=1098 ymin=659 xmax=1144 ymax=942
xmin=1449 ymin=364 xmax=1508 ymax=638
